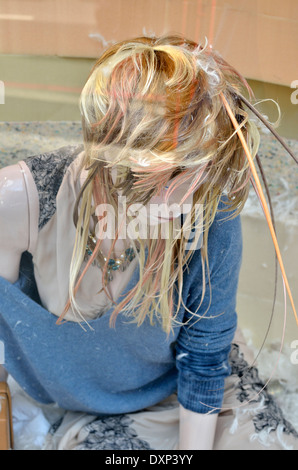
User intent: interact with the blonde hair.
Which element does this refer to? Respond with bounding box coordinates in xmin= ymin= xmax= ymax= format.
xmin=60 ymin=35 xmax=260 ymax=332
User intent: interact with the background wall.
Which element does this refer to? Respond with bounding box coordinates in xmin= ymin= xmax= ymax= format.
xmin=0 ymin=0 xmax=297 ymax=85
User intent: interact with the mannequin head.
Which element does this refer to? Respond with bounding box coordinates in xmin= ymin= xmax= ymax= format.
xmin=80 ymin=35 xmax=259 ymax=213
xmin=63 ymin=35 xmax=260 ymax=331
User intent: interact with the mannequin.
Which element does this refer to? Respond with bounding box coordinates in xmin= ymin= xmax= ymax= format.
xmin=0 ymin=147 xmax=223 ymax=450
xmin=0 ymin=35 xmax=296 ymax=451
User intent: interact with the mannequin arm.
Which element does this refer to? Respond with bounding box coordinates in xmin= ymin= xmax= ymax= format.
xmin=179 ymin=405 xmax=218 ymax=450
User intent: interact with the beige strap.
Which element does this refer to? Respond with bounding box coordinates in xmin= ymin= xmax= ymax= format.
xmin=0 ymin=162 xmax=39 ymax=281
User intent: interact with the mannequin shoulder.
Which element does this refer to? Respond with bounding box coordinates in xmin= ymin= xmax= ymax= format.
xmin=0 ymin=163 xmax=31 ymax=282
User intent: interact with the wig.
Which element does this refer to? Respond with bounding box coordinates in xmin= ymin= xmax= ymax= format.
xmin=58 ymin=35 xmax=296 ymax=332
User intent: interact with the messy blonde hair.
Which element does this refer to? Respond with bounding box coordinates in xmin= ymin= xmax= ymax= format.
xmin=60 ymin=35 xmax=260 ymax=332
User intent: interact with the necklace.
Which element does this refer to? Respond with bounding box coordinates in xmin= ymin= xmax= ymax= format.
xmin=85 ymin=233 xmax=139 ymax=283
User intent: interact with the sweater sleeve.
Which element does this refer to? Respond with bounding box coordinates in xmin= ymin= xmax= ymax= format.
xmin=175 ymin=200 xmax=242 ymax=414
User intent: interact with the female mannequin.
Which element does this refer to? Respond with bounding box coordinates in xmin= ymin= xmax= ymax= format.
xmin=0 ymin=35 xmax=295 ymax=451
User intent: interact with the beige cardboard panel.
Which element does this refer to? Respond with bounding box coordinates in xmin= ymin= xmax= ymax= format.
xmin=0 ymin=0 xmax=297 ymax=86
xmin=213 ymin=9 xmax=298 ymax=85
